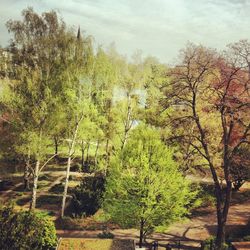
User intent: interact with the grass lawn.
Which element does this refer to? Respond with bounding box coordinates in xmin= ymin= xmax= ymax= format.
xmin=57 ymin=238 xmax=134 ymax=250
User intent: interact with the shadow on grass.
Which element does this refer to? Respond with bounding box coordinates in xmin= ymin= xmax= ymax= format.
xmin=231 ymin=190 xmax=250 ymax=205
xmin=49 ymin=183 xmax=73 ymax=194
xmin=16 ymin=196 xmax=30 ymax=206
xmin=49 ymin=183 xmax=64 ymax=194
xmin=13 ymin=184 xmax=34 ymax=194
xmin=36 ymin=194 xmax=61 ymax=208
xmin=39 ymin=174 xmax=55 ymax=181
xmin=205 ymin=220 xmax=250 ymax=240
xmin=16 ymin=194 xmax=63 ymax=207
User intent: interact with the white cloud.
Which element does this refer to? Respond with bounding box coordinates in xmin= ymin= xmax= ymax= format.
xmin=1 ymin=0 xmax=250 ymax=62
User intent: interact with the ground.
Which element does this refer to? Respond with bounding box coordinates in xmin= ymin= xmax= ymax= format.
xmin=56 ymin=196 xmax=250 ymax=249
xmin=1 ymin=161 xmax=250 ymax=249
xmin=57 ymin=239 xmax=134 ymax=250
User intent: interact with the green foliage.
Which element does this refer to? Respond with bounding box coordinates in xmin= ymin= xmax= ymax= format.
xmin=201 ymin=237 xmax=229 ymax=250
xmin=230 ymin=145 xmax=250 ymax=191
xmin=0 ymin=205 xmax=57 ymax=250
xmin=103 ymin=124 xmax=198 ymax=239
xmin=72 ymin=176 xmax=105 ymax=216
xmin=71 ymin=162 xmax=83 ymax=172
xmin=198 ymin=183 xmax=216 ymax=207
xmin=243 ymin=235 xmax=250 ymax=241
xmin=201 ymin=237 xmax=216 ymax=250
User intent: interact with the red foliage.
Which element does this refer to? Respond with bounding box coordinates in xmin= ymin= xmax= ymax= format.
xmin=212 ymin=58 xmax=250 ymax=147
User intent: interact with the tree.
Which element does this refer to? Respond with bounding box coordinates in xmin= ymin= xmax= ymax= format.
xmin=0 ymin=205 xmax=57 ymax=250
xmin=118 ymin=53 xmax=147 ymax=150
xmin=5 ymin=8 xmax=82 ymax=209
xmin=103 ymin=125 xmax=197 ymax=248
xmin=77 ymin=112 xmax=105 ymax=170
xmin=60 ymin=28 xmax=94 ymax=217
xmin=90 ymin=46 xmax=120 ymax=171
xmin=143 ymin=60 xmax=169 ymax=127
xmin=167 ymin=43 xmax=250 ymax=248
xmin=5 ymin=8 xmax=97 ymax=209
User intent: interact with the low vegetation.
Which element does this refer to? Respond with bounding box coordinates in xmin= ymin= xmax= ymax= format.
xmin=57 ymin=239 xmax=134 ymax=250
xmin=0 ymin=205 xmax=57 ymax=250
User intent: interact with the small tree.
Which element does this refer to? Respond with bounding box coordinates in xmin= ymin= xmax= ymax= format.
xmin=103 ymin=125 xmax=197 ymax=247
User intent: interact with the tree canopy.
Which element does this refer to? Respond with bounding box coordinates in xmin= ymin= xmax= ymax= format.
xmin=103 ymin=125 xmax=197 ymax=247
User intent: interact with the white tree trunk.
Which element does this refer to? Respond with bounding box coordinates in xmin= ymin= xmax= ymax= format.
xmin=61 ymin=155 xmax=72 ymax=217
xmin=121 ymin=93 xmax=132 ymax=150
xmin=24 ymin=148 xmax=31 ymax=190
xmin=61 ymin=115 xmax=83 ymax=217
xmin=30 ymin=159 xmax=40 ymax=210
xmin=94 ymin=140 xmax=99 ymax=166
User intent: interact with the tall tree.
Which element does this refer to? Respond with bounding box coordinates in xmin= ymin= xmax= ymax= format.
xmin=60 ymin=28 xmax=94 ymax=217
xmin=167 ymin=43 xmax=250 ymax=248
xmin=91 ymin=46 xmax=119 ymax=170
xmin=5 ymin=8 xmax=81 ymax=209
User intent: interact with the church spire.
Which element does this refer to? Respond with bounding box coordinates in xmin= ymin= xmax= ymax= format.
xmin=77 ymin=26 xmax=81 ymax=40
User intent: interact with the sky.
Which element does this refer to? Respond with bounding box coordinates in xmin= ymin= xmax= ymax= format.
xmin=1 ymin=0 xmax=250 ymax=63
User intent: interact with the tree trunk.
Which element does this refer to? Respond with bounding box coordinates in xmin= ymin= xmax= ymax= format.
xmin=86 ymin=141 xmax=90 ymax=163
xmin=121 ymin=93 xmax=132 ymax=150
xmin=61 ymin=115 xmax=83 ymax=217
xmin=191 ymin=93 xmax=232 ymax=249
xmin=30 ymin=129 xmax=42 ymax=210
xmin=23 ymin=148 xmax=30 ymax=190
xmin=94 ymin=140 xmax=99 ymax=166
xmin=61 ymin=155 xmax=71 ymax=217
xmin=216 ymin=217 xmax=226 ymax=249
xmin=105 ymin=138 xmax=110 ymax=175
xmin=215 ymin=180 xmax=232 ymax=249
xmin=139 ymin=219 xmax=144 ymax=248
xmin=81 ymin=140 xmax=85 ymax=168
xmin=29 ymin=159 xmax=40 ymax=210
xmin=54 ymin=136 xmax=58 ymax=155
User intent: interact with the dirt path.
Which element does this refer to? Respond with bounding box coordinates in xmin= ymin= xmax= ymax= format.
xmin=57 ymin=193 xmax=250 ymax=248
xmin=0 ymin=171 xmax=82 ymax=212
xmin=0 ymin=182 xmax=23 ymax=200
xmin=2 ymin=171 xmax=249 ymax=249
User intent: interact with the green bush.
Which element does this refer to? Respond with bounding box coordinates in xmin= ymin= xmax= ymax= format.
xmin=243 ymin=235 xmax=250 ymax=241
xmin=201 ymin=237 xmax=229 ymax=250
xmin=198 ymin=183 xmax=216 ymax=207
xmin=71 ymin=176 xmax=105 ymax=216
xmin=0 ymin=205 xmax=57 ymax=250
xmin=71 ymin=162 xmax=82 ymax=172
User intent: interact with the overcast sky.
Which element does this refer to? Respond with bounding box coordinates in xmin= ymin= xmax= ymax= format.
xmin=1 ymin=0 xmax=250 ymax=63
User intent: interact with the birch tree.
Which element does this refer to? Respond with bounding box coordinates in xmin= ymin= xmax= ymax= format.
xmin=60 ymin=28 xmax=94 ymax=217
xmin=6 ymin=8 xmax=82 ymax=209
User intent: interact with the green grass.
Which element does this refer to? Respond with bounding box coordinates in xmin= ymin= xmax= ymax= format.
xmin=57 ymin=239 xmax=134 ymax=250
xmin=37 ymin=180 xmax=50 ymax=190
